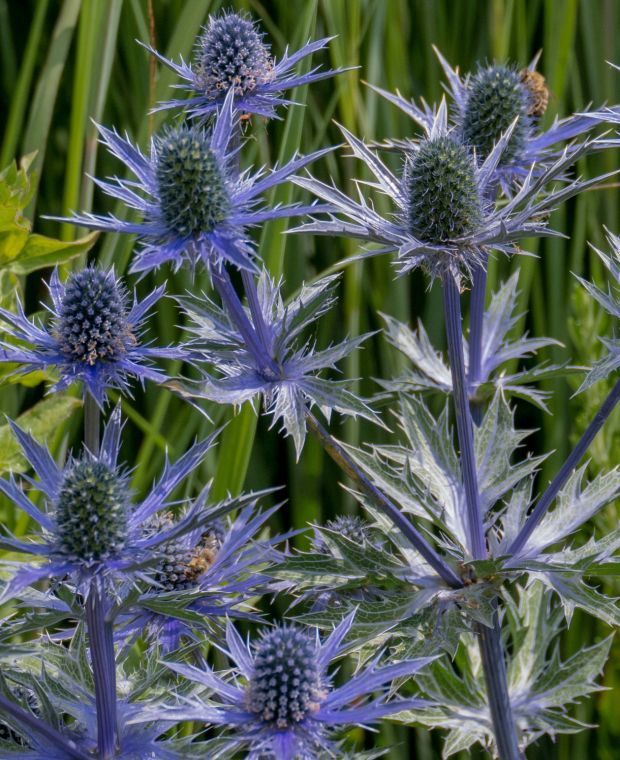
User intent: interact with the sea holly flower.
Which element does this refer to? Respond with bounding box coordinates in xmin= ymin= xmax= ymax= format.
xmin=176 ymin=269 xmax=378 ymax=457
xmin=370 ymin=50 xmax=614 ymax=190
xmin=61 ymin=90 xmax=331 ymax=275
xmin=119 ymin=501 xmax=289 ymax=652
xmin=158 ymin=612 xmax=432 ymax=759
xmin=0 ymin=407 xmax=226 ymax=600
xmin=292 ymin=103 xmax=605 ymax=283
xmin=0 ymin=266 xmax=181 ymax=405
xmin=142 ymin=10 xmax=344 ymax=120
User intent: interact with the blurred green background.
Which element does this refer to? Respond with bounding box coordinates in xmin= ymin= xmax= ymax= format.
xmin=0 ymin=0 xmax=619 ymax=757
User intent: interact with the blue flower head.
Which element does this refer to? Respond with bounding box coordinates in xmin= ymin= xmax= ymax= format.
xmin=62 ymin=92 xmax=332 ymax=275
xmin=177 ymin=270 xmax=378 ymax=457
xmin=0 ymin=266 xmax=180 ymax=405
xmin=160 ymin=612 xmax=431 ymax=759
xmin=371 ymin=49 xmax=614 ymax=190
xmin=143 ymin=10 xmax=344 ymax=120
xmin=120 ymin=499 xmax=288 ymax=652
xmin=293 ymin=102 xmax=611 ymax=283
xmin=0 ymin=407 xmax=223 ymax=599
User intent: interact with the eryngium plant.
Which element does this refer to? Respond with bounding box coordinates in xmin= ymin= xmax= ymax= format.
xmin=1 ymin=8 xmax=619 ymax=760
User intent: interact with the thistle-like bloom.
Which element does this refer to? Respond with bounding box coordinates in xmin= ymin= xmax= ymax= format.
xmin=0 ymin=407 xmax=223 ymax=599
xmin=293 ymin=103 xmax=607 ymax=282
xmin=142 ymin=10 xmax=344 ymax=120
xmin=120 ymin=501 xmax=287 ymax=652
xmin=177 ymin=270 xmax=377 ymax=456
xmin=62 ymin=90 xmax=331 ymax=275
xmin=575 ymin=229 xmax=620 ymax=391
xmin=159 ymin=612 xmax=431 ymax=759
xmin=0 ymin=266 xmax=180 ymax=405
xmin=371 ymin=50 xmax=614 ymax=190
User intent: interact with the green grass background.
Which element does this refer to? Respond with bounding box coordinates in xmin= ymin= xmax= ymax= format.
xmin=1 ymin=0 xmax=619 ymax=757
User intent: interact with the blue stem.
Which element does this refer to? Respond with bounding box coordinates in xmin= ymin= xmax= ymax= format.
xmin=443 ymin=274 xmax=486 ymax=559
xmin=443 ymin=274 xmax=522 ymax=759
xmin=85 ymin=579 xmax=118 ymax=759
xmin=306 ymin=412 xmax=462 ymax=588
xmin=477 ymin=612 xmax=523 ymax=760
xmin=0 ymin=694 xmax=91 ymax=760
xmin=468 ymin=264 xmax=487 ymax=427
xmin=509 ymin=375 xmax=620 ymax=557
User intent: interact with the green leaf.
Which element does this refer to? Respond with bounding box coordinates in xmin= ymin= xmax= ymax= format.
xmin=0 ymin=394 xmax=82 ymax=474
xmin=5 ymin=229 xmax=98 ymax=274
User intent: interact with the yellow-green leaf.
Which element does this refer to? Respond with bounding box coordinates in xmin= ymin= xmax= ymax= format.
xmin=0 ymin=394 xmax=82 ymax=474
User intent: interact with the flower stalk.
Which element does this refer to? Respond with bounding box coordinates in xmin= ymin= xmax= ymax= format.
xmin=509 ymin=375 xmax=620 ymax=557
xmin=468 ymin=263 xmax=487 ymax=426
xmin=443 ymin=273 xmax=486 ymax=559
xmin=306 ymin=412 xmax=462 ymax=588
xmin=443 ymin=272 xmax=522 ymax=759
xmin=476 ymin=613 xmax=523 ymax=760
xmin=85 ymin=579 xmax=118 ymax=759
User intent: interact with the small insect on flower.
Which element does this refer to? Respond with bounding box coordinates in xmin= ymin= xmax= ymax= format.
xmin=0 ymin=407 xmax=225 ymax=599
xmin=59 ymin=90 xmax=332 ymax=275
xmin=142 ymin=10 xmax=345 ymax=120
xmin=369 ymin=49 xmax=612 ymax=191
xmin=119 ymin=502 xmax=287 ymax=653
xmin=159 ymin=611 xmax=432 ymax=759
xmin=0 ymin=266 xmax=181 ymax=405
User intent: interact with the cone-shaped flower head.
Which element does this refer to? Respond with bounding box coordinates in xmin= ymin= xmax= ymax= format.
xmin=0 ymin=266 xmax=180 ymax=405
xmin=312 ymin=515 xmax=375 ymax=554
xmin=156 ymin=126 xmax=231 ymax=238
xmin=59 ymin=91 xmax=332 ymax=274
xmin=194 ymin=12 xmax=274 ymax=102
xmin=159 ymin=612 xmax=432 ymax=759
xmin=369 ymin=49 xmax=615 ymax=190
xmin=55 ymin=459 xmax=128 ymax=563
xmin=405 ymin=135 xmax=482 ymax=244
xmin=142 ymin=10 xmax=344 ymax=120
xmin=292 ymin=102 xmax=611 ymax=282
xmin=461 ymin=64 xmax=533 ymax=164
xmin=248 ymin=626 xmax=325 ymax=730
xmin=0 ymin=408 xmax=226 ymax=599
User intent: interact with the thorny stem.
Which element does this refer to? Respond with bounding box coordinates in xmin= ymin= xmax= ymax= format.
xmin=468 ymin=263 xmax=487 ymax=426
xmin=477 ymin=612 xmax=524 ymax=760
xmin=509 ymin=375 xmax=620 ymax=557
xmin=443 ymin=274 xmax=486 ymax=559
xmin=443 ymin=273 xmax=522 ymax=759
xmin=0 ymin=694 xmax=91 ymax=760
xmin=85 ymin=579 xmax=118 ymax=759
xmin=306 ymin=411 xmax=462 ymax=588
